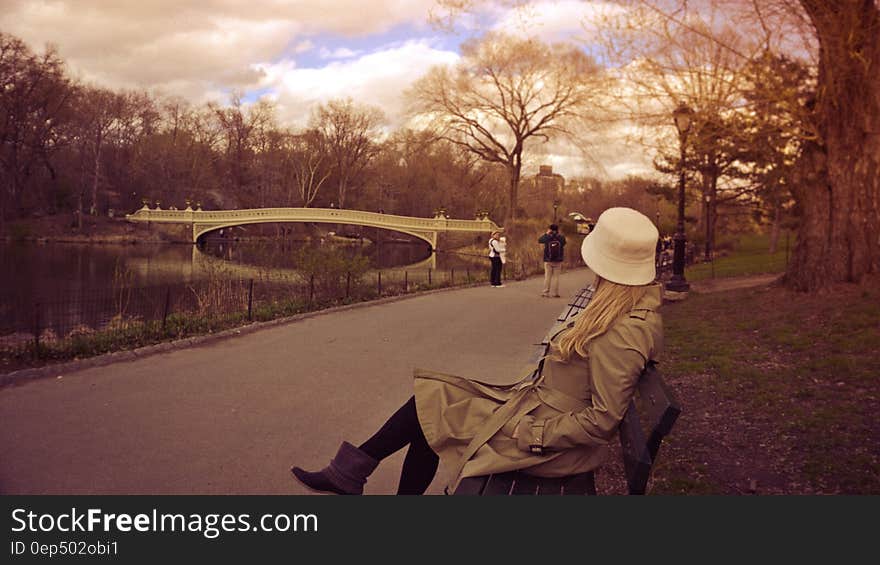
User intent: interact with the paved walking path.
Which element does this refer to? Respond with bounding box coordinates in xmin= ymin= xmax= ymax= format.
xmin=0 ymin=269 xmax=593 ymax=495
xmin=0 ymin=268 xmax=783 ymax=495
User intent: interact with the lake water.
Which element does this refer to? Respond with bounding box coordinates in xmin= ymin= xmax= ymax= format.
xmin=0 ymin=237 xmax=486 ymax=318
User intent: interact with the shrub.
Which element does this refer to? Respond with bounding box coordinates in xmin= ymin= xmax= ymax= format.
xmin=293 ymin=244 xmax=370 ymax=298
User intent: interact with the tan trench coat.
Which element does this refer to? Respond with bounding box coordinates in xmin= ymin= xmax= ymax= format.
xmin=413 ymin=284 xmax=664 ymax=492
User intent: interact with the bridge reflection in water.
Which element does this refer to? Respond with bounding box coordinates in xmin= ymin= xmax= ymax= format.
xmin=196 ymin=236 xmax=440 ymax=278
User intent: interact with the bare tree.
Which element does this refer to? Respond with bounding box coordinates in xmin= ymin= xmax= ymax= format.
xmin=409 ymin=32 xmax=600 ymax=223
xmin=142 ymin=96 xmax=194 ymax=208
xmin=591 ymin=3 xmax=767 ymax=260
xmin=250 ymin=118 xmax=287 ymax=209
xmin=74 ymin=86 xmax=131 ymax=220
xmin=734 ymin=53 xmax=813 ymax=253
xmin=209 ymin=94 xmax=275 ymax=207
xmin=289 ymin=128 xmax=333 ymax=207
xmin=0 ymin=33 xmax=73 ymax=227
xmin=311 ymin=98 xmax=384 ymax=209
xmin=430 ymin=0 xmax=880 ymax=290
xmin=603 ymin=0 xmax=879 ymax=288
xmin=139 ymin=97 xmax=225 ymax=209
xmin=188 ymin=104 xmax=224 ymax=204
xmin=632 ymin=0 xmax=880 ymax=289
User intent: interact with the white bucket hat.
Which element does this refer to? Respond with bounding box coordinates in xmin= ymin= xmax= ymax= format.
xmin=580 ymin=207 xmax=659 ymax=285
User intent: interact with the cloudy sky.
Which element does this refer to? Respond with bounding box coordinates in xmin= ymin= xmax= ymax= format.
xmin=1 ymin=0 xmax=652 ymax=179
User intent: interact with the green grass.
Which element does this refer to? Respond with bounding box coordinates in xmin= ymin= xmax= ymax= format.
xmin=656 ymin=474 xmax=727 ymax=495
xmin=656 ymin=274 xmax=880 ymax=494
xmin=686 ymin=232 xmax=792 ymax=281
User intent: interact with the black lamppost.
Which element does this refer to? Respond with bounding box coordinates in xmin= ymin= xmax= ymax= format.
xmin=552 ymin=199 xmax=560 ymax=224
xmin=666 ymin=101 xmax=693 ymax=293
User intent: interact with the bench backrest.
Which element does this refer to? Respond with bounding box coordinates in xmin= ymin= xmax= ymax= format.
xmin=518 ymin=285 xmax=596 ymax=378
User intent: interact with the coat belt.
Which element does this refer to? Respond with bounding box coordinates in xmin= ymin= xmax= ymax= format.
xmin=446 ymin=380 xmax=588 ymax=493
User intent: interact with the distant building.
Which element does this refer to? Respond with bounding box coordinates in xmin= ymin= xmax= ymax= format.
xmin=518 ymin=165 xmax=565 ymax=219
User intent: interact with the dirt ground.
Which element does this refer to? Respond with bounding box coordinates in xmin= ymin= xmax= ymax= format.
xmin=594 ymin=273 xmax=879 ymax=495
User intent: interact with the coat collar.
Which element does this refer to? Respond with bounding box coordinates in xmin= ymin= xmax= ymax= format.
xmin=638 ymin=283 xmax=663 ymax=311
xmin=628 ymin=283 xmax=662 ymax=319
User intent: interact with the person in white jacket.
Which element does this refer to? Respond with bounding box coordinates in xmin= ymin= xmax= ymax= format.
xmin=488 ymin=231 xmax=505 ymax=287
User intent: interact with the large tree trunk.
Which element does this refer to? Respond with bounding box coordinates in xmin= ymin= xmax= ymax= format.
xmin=337 ymin=176 xmax=347 ymax=209
xmin=90 ymin=134 xmax=102 ymax=216
xmin=699 ymin=170 xmax=717 ymax=261
xmin=75 ymin=190 xmax=83 ymax=230
xmin=707 ymin=175 xmax=717 ymax=262
xmin=769 ymin=201 xmax=782 ymax=254
xmin=787 ymin=1 xmax=880 ymax=291
xmin=507 ymin=166 xmax=520 ymax=224
xmin=506 ymin=150 xmax=522 ymax=225
xmin=10 ymin=146 xmax=24 ymax=217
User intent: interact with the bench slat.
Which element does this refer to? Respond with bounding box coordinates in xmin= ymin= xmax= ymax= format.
xmin=453 ymin=476 xmax=488 ymax=495
xmin=483 ymin=472 xmax=516 ymax=495
xmin=536 ymin=476 xmax=567 ymax=495
xmin=510 ymin=473 xmax=541 ymax=495
xmin=561 ymin=472 xmax=597 ymax=495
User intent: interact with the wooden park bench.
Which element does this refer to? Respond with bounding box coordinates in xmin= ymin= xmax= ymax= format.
xmin=656 ymin=251 xmax=673 ymax=279
xmin=452 ymin=285 xmax=681 ymax=495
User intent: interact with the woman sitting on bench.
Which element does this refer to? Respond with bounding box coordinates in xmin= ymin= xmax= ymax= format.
xmin=291 ymin=207 xmax=664 ymax=495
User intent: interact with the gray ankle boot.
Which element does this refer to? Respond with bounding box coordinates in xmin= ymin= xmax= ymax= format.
xmin=291 ymin=441 xmax=380 ymax=495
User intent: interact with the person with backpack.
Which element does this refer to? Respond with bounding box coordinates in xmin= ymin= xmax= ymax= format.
xmin=539 ymin=224 xmax=566 ymax=297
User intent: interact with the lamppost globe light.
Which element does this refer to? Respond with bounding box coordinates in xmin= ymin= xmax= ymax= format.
xmin=673 ymin=101 xmax=693 ymax=137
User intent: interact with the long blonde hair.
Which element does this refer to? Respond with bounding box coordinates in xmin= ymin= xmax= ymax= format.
xmin=553 ymin=277 xmax=648 ymax=362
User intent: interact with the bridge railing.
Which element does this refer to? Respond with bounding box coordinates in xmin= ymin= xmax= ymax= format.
xmin=126 ymin=207 xmax=500 ymax=233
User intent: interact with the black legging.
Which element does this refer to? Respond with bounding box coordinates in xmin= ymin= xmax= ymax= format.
xmin=490 ymin=256 xmax=503 ymax=286
xmin=358 ymin=396 xmax=440 ymax=495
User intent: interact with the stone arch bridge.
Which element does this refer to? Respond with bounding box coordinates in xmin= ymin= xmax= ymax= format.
xmin=125 ymin=206 xmax=501 ymax=250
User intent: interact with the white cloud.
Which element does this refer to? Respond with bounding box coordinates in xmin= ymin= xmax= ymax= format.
xmin=520 ymin=124 xmax=655 ymax=182
xmin=256 ymin=40 xmax=459 ymax=128
xmin=0 ymin=0 xmax=655 ymax=180
xmin=0 ymin=0 xmax=436 ymax=97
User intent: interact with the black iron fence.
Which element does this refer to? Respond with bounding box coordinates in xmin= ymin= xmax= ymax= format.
xmin=2 ymin=260 xmax=573 ymax=371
